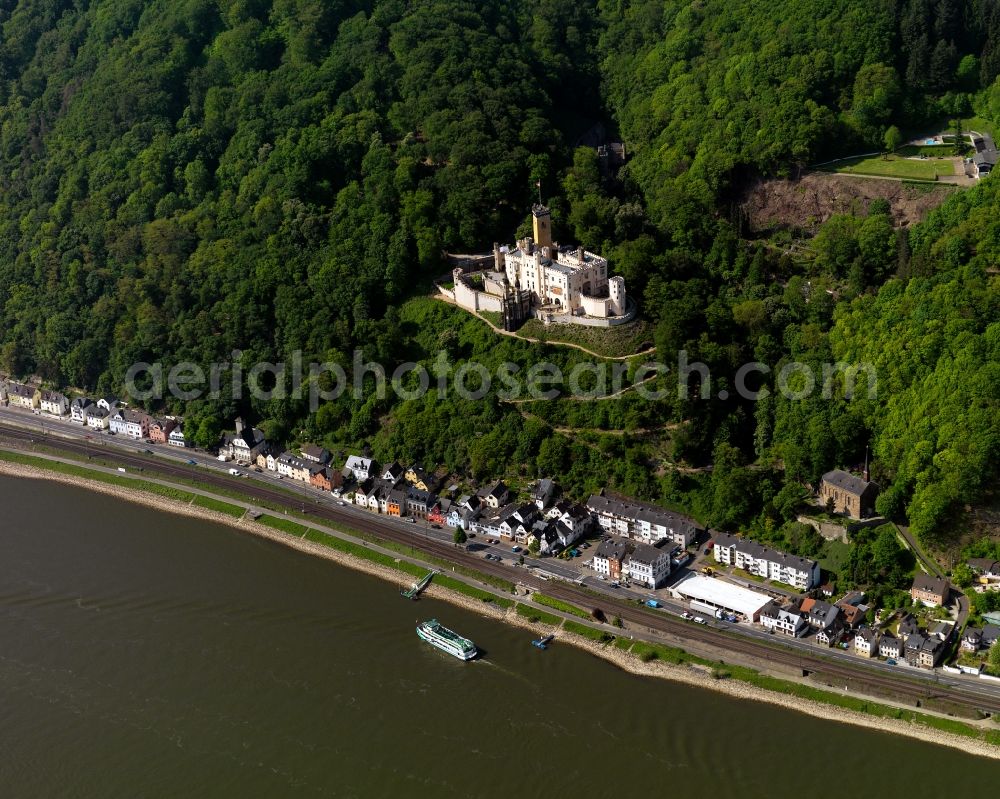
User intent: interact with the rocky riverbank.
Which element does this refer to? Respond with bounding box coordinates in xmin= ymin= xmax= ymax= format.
xmin=2 ymin=459 xmax=999 ymax=761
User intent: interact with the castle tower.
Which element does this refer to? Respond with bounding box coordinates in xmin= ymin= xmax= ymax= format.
xmin=532 ymin=204 xmax=552 ymax=250
xmin=608 ymin=276 xmax=626 ymax=317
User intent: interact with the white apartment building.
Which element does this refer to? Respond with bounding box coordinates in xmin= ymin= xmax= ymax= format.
xmin=587 ymin=494 xmax=698 ymax=548
xmin=713 ymin=532 xmax=820 ymax=590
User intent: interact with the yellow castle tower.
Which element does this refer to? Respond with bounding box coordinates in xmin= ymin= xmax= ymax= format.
xmin=531 ymin=203 xmax=552 ymax=250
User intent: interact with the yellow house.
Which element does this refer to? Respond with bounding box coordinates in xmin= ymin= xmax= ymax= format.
xmin=404 ymin=466 xmax=438 ymax=492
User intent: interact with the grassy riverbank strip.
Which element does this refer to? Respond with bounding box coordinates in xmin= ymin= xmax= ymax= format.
xmin=1 ymin=448 xmax=999 ymax=757
xmin=254 ymin=514 xmax=515 ymax=608
xmin=533 ymin=593 xmax=594 ymax=619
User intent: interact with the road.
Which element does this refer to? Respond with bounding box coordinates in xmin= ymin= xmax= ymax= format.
xmin=1 ymin=407 xmax=999 ymax=713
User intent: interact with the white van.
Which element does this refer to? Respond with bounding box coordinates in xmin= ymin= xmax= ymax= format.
xmin=228 ymin=468 xmax=241 ymax=476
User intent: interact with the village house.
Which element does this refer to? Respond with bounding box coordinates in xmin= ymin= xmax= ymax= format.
xmin=447 ymin=495 xmax=482 ymax=530
xmin=473 ymin=503 xmax=516 ymax=539
xmin=405 ymin=487 xmax=434 ymax=519
xmin=961 ymin=625 xmax=1000 ymax=653
xmin=930 ymin=621 xmax=954 ymax=643
xmin=97 ymin=397 xmax=119 ymax=413
xmin=801 ymin=597 xmax=843 ymax=645
xmin=627 ymin=543 xmax=671 ymax=589
xmin=404 ymin=466 xmax=439 ymax=493
xmin=910 ymin=574 xmax=950 ymax=608
xmin=968 ymin=559 xmax=1000 ymax=581
xmin=381 ymin=461 xmax=405 ymax=484
xmin=713 ymin=532 xmax=821 ymax=590
xmin=276 ymin=451 xmax=311 ymax=482
xmin=354 ymin=478 xmax=375 ymax=508
xmin=38 ymin=389 xmax=69 ymax=416
xmin=479 ymin=480 xmax=511 ymax=510
xmin=300 ymin=444 xmax=330 ymax=464
xmin=854 ymin=628 xmax=879 ymax=658
xmin=879 ymin=633 xmax=902 ymax=660
xmin=226 ymin=418 xmax=269 ymax=466
xmin=85 ymin=405 xmax=110 ymax=430
xmin=310 ymin=465 xmax=338 ymax=492
xmin=345 ymin=455 xmax=376 ymax=482
xmin=760 ymin=600 xmax=808 ymax=637
xmin=972 ymin=134 xmax=997 ymax=179
xmin=815 ymin=625 xmax=842 ymax=647
xmin=149 ymin=418 xmax=177 ymax=444
xmin=499 ymin=504 xmax=541 ymax=542
xmin=427 ymin=498 xmax=450 ymax=526
xmin=109 ymin=408 xmax=151 ymax=440
xmin=533 ymin=479 xmax=559 ymax=510
xmin=587 ymin=493 xmax=698 ymax=548
xmin=387 ymin=489 xmax=405 ymax=517
xmin=70 ymin=397 xmax=93 ymax=423
xmin=818 ymin=469 xmax=880 ymax=520
xmin=592 ymin=537 xmax=630 ymax=581
xmin=904 ymin=633 xmax=927 ymax=667
xmin=168 ymin=424 xmax=188 ymax=447
xmin=5 ymin=382 xmax=38 ymax=409
xmin=919 ymin=636 xmax=944 ymax=669
xmin=835 ymin=591 xmax=869 ymax=629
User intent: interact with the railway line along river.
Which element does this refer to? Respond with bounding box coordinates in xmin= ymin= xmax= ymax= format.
xmin=0 ymin=474 xmax=993 ymax=797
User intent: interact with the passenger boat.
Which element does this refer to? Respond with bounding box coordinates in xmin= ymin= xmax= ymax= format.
xmin=416 ymin=619 xmax=478 ymax=660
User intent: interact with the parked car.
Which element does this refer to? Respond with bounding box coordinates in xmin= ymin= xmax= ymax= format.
xmin=694 ymin=616 xmax=707 ymax=625
xmin=681 ymin=611 xmax=693 ymax=620
xmin=512 ymin=545 xmax=522 ymax=553
xmin=186 ymin=459 xmax=197 ymax=465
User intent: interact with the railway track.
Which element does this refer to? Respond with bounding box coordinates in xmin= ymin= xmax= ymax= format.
xmin=3 ymin=421 xmax=999 ymax=715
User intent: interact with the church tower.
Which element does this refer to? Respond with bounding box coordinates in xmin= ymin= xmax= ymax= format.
xmin=532 ymin=204 xmax=552 ymax=250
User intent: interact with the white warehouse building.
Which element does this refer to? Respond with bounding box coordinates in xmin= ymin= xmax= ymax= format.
xmin=670 ymin=574 xmax=773 ymax=622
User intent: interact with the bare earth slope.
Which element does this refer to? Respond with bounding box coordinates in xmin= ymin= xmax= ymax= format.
xmin=742 ymin=173 xmax=955 ymax=232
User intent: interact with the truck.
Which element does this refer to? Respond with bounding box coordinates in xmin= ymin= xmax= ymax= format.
xmin=228 ymin=468 xmax=241 ymax=476
xmin=645 ymin=599 xmax=661 ymax=609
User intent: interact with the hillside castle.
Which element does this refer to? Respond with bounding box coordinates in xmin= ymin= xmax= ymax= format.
xmin=444 ymin=204 xmax=632 ymax=331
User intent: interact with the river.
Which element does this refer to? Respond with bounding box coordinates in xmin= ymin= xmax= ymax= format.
xmin=0 ymin=475 xmax=991 ymax=796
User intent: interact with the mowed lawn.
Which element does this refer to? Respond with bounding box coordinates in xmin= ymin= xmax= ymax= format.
xmin=828 ymin=154 xmax=956 ymax=180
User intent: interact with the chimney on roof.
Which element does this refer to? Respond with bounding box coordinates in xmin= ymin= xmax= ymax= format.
xmin=863 ymin=445 xmax=870 ymax=483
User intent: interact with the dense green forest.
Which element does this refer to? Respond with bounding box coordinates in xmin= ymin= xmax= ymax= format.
xmin=0 ymin=0 xmax=998 ymax=546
